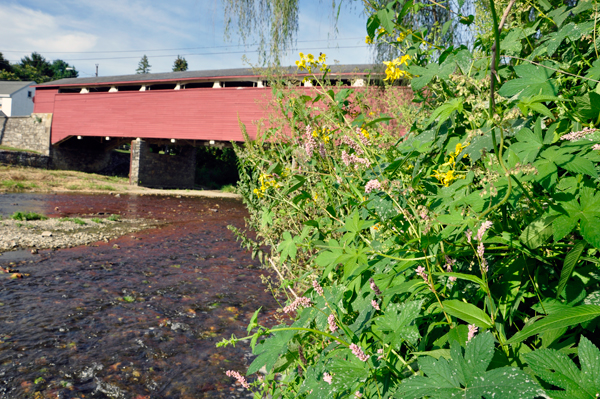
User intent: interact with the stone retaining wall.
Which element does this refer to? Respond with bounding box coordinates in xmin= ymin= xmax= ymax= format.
xmin=0 ymin=149 xmax=50 ymax=168
xmin=131 ymin=140 xmax=196 ymax=188
xmin=0 ymin=113 xmax=52 ymax=155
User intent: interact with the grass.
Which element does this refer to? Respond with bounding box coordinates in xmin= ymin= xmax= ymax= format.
xmin=107 ymin=214 xmax=121 ymax=222
xmin=1 ymin=180 xmax=37 ymax=190
xmin=87 ymin=183 xmax=117 ymax=191
xmin=221 ymin=184 xmax=236 ymax=193
xmin=0 ymin=145 xmax=41 ymax=154
xmin=91 ymin=218 xmax=103 ymax=223
xmin=65 ymin=184 xmax=82 ymax=190
xmin=11 ymin=211 xmax=47 ymax=221
xmin=59 ymin=217 xmax=86 ymax=225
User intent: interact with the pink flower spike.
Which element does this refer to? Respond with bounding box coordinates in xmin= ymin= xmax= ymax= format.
xmin=466 ymin=229 xmax=473 ymax=244
xmin=365 ymin=179 xmax=382 ymax=194
xmin=467 ymin=324 xmax=478 ymax=342
xmin=226 ymin=370 xmax=250 ymax=389
xmin=350 ymin=343 xmax=369 ymax=362
xmin=369 ymin=278 xmax=382 ymax=296
xmin=416 ymin=266 xmax=428 ymax=283
xmin=282 ymin=297 xmax=312 ymax=313
xmin=377 ymin=348 xmax=384 ymax=360
xmin=323 ymin=372 xmax=333 ymax=385
xmin=328 ymin=314 xmax=338 ymax=333
xmin=476 ymin=221 xmax=493 ymax=241
xmin=371 ymin=299 xmax=380 ymax=311
xmin=312 ymin=280 xmax=324 ymax=296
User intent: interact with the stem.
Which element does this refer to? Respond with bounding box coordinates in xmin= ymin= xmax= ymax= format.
xmin=238 ymin=327 xmax=350 ymax=347
xmin=269 ymin=258 xmax=299 ymax=299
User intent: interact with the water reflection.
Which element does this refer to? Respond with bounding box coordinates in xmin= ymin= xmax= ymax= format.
xmin=0 ymin=194 xmax=277 ymax=398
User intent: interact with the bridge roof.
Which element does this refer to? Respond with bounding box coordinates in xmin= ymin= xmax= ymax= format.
xmin=37 ymin=64 xmax=381 ymax=88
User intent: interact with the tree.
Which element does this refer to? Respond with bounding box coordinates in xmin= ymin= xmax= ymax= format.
xmin=136 ymin=55 xmax=151 ymax=74
xmin=0 ymin=52 xmax=11 ymax=72
xmin=51 ymin=59 xmax=78 ymax=79
xmin=19 ymin=52 xmax=53 ymax=77
xmin=172 ymin=55 xmax=188 ymax=72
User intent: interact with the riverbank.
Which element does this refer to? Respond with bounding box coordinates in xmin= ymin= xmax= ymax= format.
xmin=0 ymin=164 xmax=240 ymax=199
xmin=0 ymin=216 xmax=158 ymax=253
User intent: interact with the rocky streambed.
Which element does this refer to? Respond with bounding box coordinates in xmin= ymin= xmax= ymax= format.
xmin=0 ymin=216 xmax=159 ymax=252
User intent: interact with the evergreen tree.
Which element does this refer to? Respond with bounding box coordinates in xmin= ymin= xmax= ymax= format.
xmin=172 ymin=55 xmax=188 ymax=72
xmin=0 ymin=52 xmax=11 ymax=72
xmin=136 ymin=55 xmax=151 ymax=74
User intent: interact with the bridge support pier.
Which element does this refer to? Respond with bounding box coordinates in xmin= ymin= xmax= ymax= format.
xmin=130 ymin=139 xmax=196 ymax=189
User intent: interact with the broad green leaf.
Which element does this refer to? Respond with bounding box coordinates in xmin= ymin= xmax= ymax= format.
xmin=328 ymin=351 xmax=369 ymax=390
xmin=506 ymin=305 xmax=600 ymax=345
xmin=544 ymin=23 xmax=577 ymax=56
xmin=520 ymin=215 xmax=556 ymax=249
xmin=425 ymin=97 xmax=464 ymax=129
xmin=376 ymin=8 xmax=395 ymax=34
xmin=557 ymin=241 xmax=586 ymax=297
xmin=523 ymin=337 xmax=600 ymax=398
xmin=408 ymin=60 xmax=457 ymax=91
xmin=277 ymin=231 xmax=297 ymax=263
xmin=433 ymin=272 xmax=487 ymax=292
xmin=498 ymin=63 xmax=557 ymax=99
xmin=511 ymin=127 xmax=544 ymax=163
xmin=396 ymin=333 xmax=544 ymax=399
xmin=442 ymin=300 xmax=493 ymax=328
xmin=584 ymin=59 xmax=600 ymax=88
xmin=374 ymin=300 xmax=422 ymax=349
xmin=247 ymin=327 xmax=296 ymax=374
xmin=574 ymin=92 xmax=600 ymax=122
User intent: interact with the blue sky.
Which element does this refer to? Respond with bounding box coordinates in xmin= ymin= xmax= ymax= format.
xmin=1 ymin=0 xmax=371 ymax=78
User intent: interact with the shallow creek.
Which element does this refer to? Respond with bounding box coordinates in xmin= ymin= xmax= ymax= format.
xmin=0 ymin=193 xmax=278 ymax=398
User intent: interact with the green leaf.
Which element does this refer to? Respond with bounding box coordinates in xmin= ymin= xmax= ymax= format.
xmin=442 ymin=300 xmax=493 ymax=328
xmin=328 ymin=351 xmax=369 ymax=390
xmin=498 ymin=63 xmax=558 ymax=99
xmin=557 ymin=241 xmax=586 ymax=297
xmin=523 ymin=337 xmax=600 ymax=398
xmin=247 ymin=327 xmax=296 ymax=374
xmin=511 ymin=127 xmax=544 ymax=163
xmin=376 ymin=8 xmax=395 ymax=34
xmin=408 ymin=60 xmax=457 ymax=91
xmin=520 ymin=215 xmax=557 ymax=249
xmin=433 ymin=272 xmax=487 ymax=292
xmin=277 ymin=231 xmax=297 ymax=263
xmin=506 ymin=305 xmax=600 ymax=345
xmin=584 ymin=59 xmax=600 ymax=88
xmin=374 ymin=300 xmax=422 ymax=349
xmin=396 ymin=333 xmax=544 ymax=399
xmin=545 ymin=23 xmax=577 ymax=56
xmin=574 ymin=92 xmax=600 ymax=122
xmin=425 ymin=97 xmax=464 ymax=129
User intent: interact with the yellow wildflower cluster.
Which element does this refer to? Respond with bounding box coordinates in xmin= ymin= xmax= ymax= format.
xmin=296 ymin=52 xmax=329 ymax=73
xmin=253 ymin=173 xmax=282 ymax=198
xmin=396 ymin=31 xmax=409 ymax=42
xmin=383 ymin=54 xmax=411 ymax=82
xmin=312 ymin=127 xmax=332 ymax=143
xmin=432 ymin=142 xmax=470 ymax=187
xmin=365 ymin=35 xmax=373 ymax=44
xmin=360 ymin=128 xmax=370 ymax=139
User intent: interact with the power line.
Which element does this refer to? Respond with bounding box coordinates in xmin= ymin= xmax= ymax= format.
xmin=34 ymin=45 xmax=370 ymax=62
xmin=1 ymin=37 xmax=364 ymax=55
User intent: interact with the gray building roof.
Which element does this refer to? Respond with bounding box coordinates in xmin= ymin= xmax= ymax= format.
xmin=0 ymin=81 xmax=35 ymax=96
xmin=38 ymin=64 xmax=381 ymax=87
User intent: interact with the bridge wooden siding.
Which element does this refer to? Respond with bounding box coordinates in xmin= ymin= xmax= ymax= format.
xmin=34 ymin=87 xmax=272 ymax=144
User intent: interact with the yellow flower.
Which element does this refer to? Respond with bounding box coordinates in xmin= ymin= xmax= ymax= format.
xmin=365 ymin=35 xmax=373 ymax=44
xmin=361 ymin=128 xmax=370 ymax=139
xmin=312 ymin=130 xmax=319 ymax=138
xmin=322 ymin=135 xmax=330 ymax=143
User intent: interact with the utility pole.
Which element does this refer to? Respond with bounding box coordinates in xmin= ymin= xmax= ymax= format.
xmin=95 ymin=64 xmax=99 ymax=77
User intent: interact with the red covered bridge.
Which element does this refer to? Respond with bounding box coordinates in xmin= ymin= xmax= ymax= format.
xmin=33 ymin=65 xmax=388 ymax=188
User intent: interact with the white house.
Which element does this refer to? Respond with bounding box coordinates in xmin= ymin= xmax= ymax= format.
xmin=0 ymin=81 xmax=36 ymax=117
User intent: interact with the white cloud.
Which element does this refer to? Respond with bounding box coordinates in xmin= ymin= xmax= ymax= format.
xmin=0 ymin=4 xmax=97 ymax=60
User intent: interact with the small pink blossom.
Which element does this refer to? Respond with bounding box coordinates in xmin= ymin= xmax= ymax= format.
xmin=416 ymin=266 xmax=428 ymax=283
xmin=466 ymin=229 xmax=472 ymax=244
xmin=476 ymin=221 xmax=493 ymax=241
xmin=312 ymin=280 xmax=324 ymax=296
xmin=467 ymin=324 xmax=478 ymax=342
xmin=342 ymin=135 xmax=364 ymax=154
xmin=282 ymin=297 xmax=312 ymax=313
xmin=323 ymin=372 xmax=333 ymax=384
xmin=377 ymin=348 xmax=384 ymax=360
xmin=445 ymin=256 xmax=457 ymax=282
xmin=304 ymin=126 xmax=316 ymax=158
xmin=350 ymin=343 xmax=369 ymax=362
xmin=371 ymin=299 xmax=380 ymax=311
xmin=226 ymin=370 xmax=250 ymax=389
xmin=319 ymin=143 xmax=327 ymax=158
xmin=593 ymin=144 xmax=600 ymax=151
xmin=355 ymin=391 xmax=363 ymax=398
xmin=561 ymin=127 xmax=597 ymax=141
xmin=369 ymin=278 xmax=382 ymax=296
xmin=328 ymin=314 xmax=338 ymax=333
xmin=365 ymin=179 xmax=381 ymax=193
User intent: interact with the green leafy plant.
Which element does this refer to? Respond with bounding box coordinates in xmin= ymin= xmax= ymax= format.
xmin=219 ymin=0 xmax=600 ymax=397
xmin=11 ymin=211 xmax=47 ymax=221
